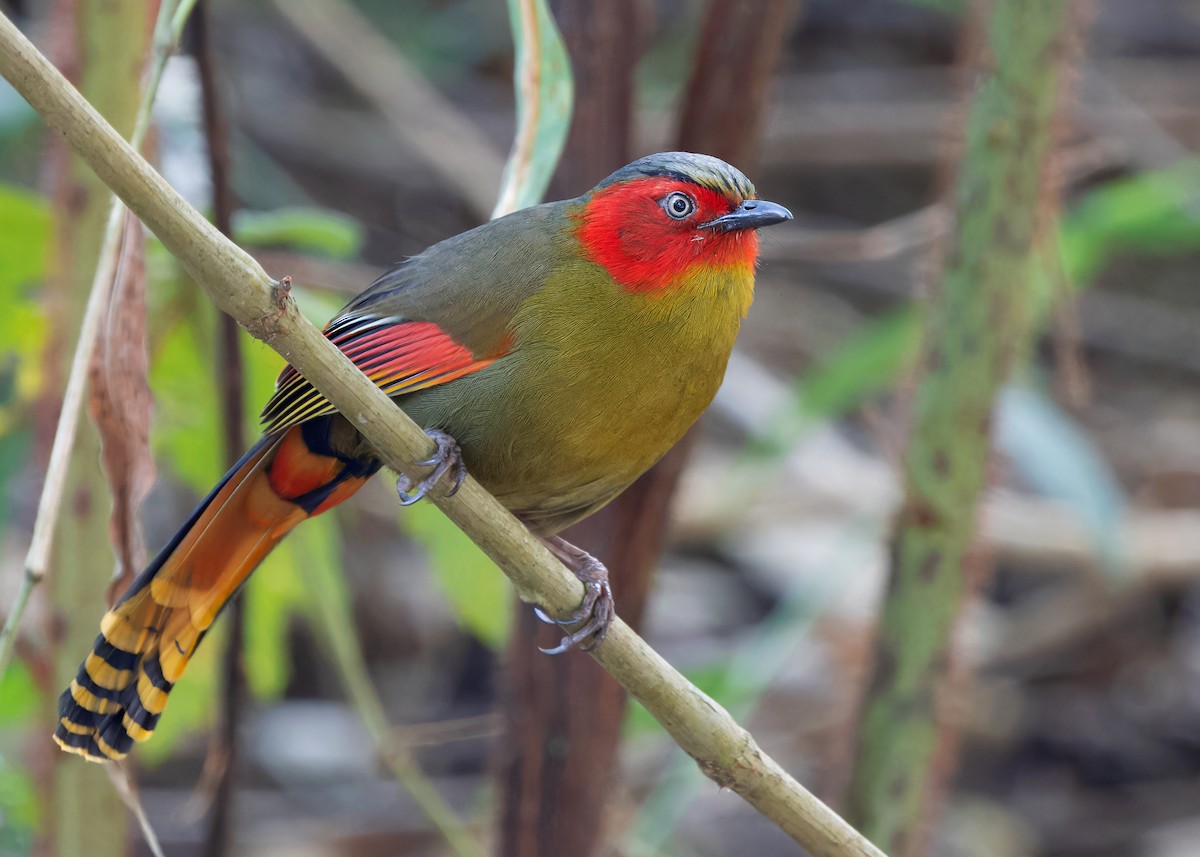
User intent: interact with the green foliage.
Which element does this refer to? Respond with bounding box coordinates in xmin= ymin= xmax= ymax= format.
xmin=0 ymin=186 xmax=49 ymax=435
xmin=751 ymin=311 xmax=920 ymax=458
xmin=494 ymin=0 xmax=572 ymax=216
xmin=400 ymin=502 xmax=511 ymax=649
xmin=1059 ymin=159 xmax=1200 ymax=284
xmin=0 ymin=662 xmax=36 ymax=726
xmin=0 ymin=663 xmax=44 ymax=852
xmin=0 ymin=756 xmax=37 ymax=856
xmin=0 ymin=186 xmax=49 ymax=294
xmin=233 ymin=206 xmax=364 ymax=261
xmin=244 ymin=534 xmax=313 ymax=699
xmin=291 ymin=514 xmax=359 ymax=680
xmin=149 ymin=312 xmax=228 ymax=492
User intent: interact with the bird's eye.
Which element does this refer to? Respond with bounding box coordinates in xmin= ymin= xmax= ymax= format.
xmin=661 ymin=191 xmax=696 ymax=220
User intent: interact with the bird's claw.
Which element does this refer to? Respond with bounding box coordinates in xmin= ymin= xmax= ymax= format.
xmin=533 ymin=540 xmax=614 ymax=654
xmin=534 ymin=580 xmax=602 ymax=627
xmin=396 ymin=429 xmax=466 ymax=506
xmin=537 ymin=581 xmax=614 ymax=655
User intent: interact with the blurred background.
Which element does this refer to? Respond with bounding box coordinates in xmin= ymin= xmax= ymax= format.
xmin=2 ymin=0 xmax=1200 ymax=855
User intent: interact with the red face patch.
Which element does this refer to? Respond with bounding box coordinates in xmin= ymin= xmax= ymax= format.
xmin=575 ymin=177 xmax=760 ymax=293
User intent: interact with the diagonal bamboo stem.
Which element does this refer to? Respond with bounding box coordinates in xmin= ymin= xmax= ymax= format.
xmin=0 ymin=14 xmax=885 ymax=857
xmin=845 ymin=2 xmax=1087 ymax=853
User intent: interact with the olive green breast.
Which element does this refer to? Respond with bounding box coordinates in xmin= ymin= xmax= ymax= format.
xmin=399 ymin=253 xmax=754 ymax=533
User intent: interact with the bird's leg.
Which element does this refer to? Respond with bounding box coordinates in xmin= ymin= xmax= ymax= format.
xmin=396 ymin=428 xmax=467 ymax=506
xmin=534 ymin=535 xmax=615 ymax=655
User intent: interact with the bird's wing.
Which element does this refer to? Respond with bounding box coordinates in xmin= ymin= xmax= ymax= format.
xmin=261 ymin=312 xmax=503 ymax=433
xmin=262 ymin=200 xmax=576 ymax=433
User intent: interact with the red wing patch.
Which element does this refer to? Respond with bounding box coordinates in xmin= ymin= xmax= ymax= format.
xmin=261 ymin=316 xmax=500 ymax=432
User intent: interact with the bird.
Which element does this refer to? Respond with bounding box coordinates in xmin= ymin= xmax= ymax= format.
xmin=53 ymin=151 xmax=792 ymax=762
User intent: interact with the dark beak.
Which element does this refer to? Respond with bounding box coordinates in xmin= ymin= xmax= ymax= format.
xmin=700 ymin=199 xmax=793 ymax=233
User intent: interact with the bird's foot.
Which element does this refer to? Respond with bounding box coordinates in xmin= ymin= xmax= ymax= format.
xmin=396 ymin=428 xmax=467 ymax=506
xmin=534 ymin=536 xmax=615 ymax=654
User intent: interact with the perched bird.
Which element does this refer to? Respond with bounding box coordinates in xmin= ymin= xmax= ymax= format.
xmin=54 ymin=152 xmax=792 ymax=761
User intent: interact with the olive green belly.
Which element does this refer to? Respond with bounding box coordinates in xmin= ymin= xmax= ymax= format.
xmin=397 ymin=341 xmax=729 ymax=534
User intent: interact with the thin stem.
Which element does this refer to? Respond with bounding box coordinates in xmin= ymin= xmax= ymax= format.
xmin=298 ymin=522 xmax=486 ymax=857
xmin=105 ymin=764 xmax=166 ymax=857
xmin=193 ymin=2 xmax=246 ymax=855
xmin=322 ymin=603 xmax=487 ymax=857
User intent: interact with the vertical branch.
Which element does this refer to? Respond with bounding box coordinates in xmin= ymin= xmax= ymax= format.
xmin=497 ymin=3 xmax=801 ymax=855
xmin=675 ymin=0 xmax=802 ymax=172
xmin=193 ymin=2 xmax=246 ymax=855
xmin=37 ymin=1 xmax=151 ymax=855
xmin=496 ymin=4 xmax=640 ymax=854
xmin=542 ymin=0 xmax=638 ymax=200
xmin=845 ymin=2 xmax=1087 ymax=854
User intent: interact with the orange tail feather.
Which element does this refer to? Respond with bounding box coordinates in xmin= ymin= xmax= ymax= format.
xmin=54 ymin=421 xmax=377 ymax=761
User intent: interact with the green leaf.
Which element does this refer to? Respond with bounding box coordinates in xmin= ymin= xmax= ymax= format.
xmin=0 ymin=754 xmax=38 ymax=855
xmin=233 ymin=207 xmax=364 ymax=260
xmin=0 ymin=185 xmax=49 ymax=294
xmin=493 ymin=0 xmax=573 ymax=217
xmin=751 ymin=310 xmax=920 ymax=457
xmin=148 ymin=313 xmax=223 ymax=494
xmin=399 ymin=502 xmax=511 ymax=649
xmin=0 ymin=661 xmax=36 ymax=726
xmin=243 ymin=534 xmax=311 ymax=699
xmin=292 ymin=515 xmax=360 ymax=675
xmin=1060 ymin=159 xmax=1200 ymax=284
xmin=291 ymin=285 xmax=349 ymax=329
xmin=0 ymin=300 xmax=48 ymax=435
xmin=0 ymin=186 xmax=50 ymax=432
xmin=148 ymin=292 xmax=285 ymax=494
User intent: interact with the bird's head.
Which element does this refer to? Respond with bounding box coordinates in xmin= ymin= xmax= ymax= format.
xmin=574 ymin=152 xmax=792 ymax=294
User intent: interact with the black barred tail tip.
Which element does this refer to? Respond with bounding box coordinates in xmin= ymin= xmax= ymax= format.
xmin=53 ymin=632 xmax=173 ymax=762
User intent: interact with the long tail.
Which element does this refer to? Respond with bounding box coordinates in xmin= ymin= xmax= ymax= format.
xmin=54 ymin=420 xmax=379 ymax=761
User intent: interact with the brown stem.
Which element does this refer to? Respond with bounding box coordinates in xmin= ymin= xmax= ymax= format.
xmin=193 ymin=3 xmax=247 ymax=855
xmin=676 ymin=0 xmax=804 ymax=172
xmin=497 ymin=3 xmax=803 ymax=855
xmin=497 ymin=4 xmax=642 ymax=854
